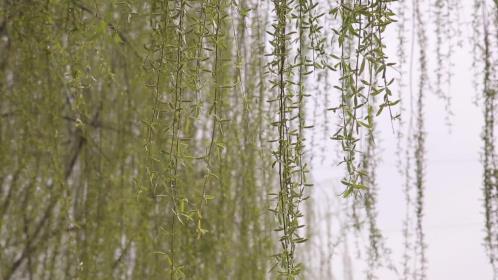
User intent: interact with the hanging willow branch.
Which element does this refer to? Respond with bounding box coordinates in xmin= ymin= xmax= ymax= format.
xmin=330 ymin=0 xmax=398 ymax=197
xmin=269 ymin=0 xmax=301 ymax=276
xmin=479 ymin=0 xmax=498 ymax=276
xmin=268 ymin=0 xmax=320 ymax=276
xmin=433 ymin=0 xmax=462 ymax=127
xmin=413 ymin=0 xmax=428 ymax=278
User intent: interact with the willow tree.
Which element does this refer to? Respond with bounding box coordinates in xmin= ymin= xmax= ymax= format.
xmin=2 ymin=0 xmax=498 ymax=280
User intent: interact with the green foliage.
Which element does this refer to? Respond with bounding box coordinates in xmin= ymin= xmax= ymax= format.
xmin=0 ymin=1 xmax=273 ymax=279
xmin=2 ymin=0 xmax=498 ymax=279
